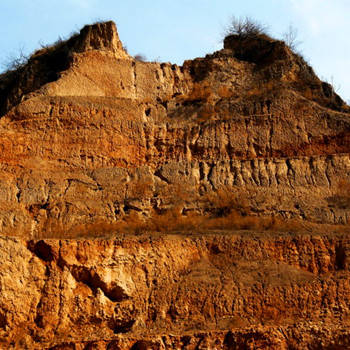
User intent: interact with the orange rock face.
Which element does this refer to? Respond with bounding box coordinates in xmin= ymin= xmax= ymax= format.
xmin=2 ymin=233 xmax=350 ymax=349
xmin=1 ymin=21 xmax=350 ymax=348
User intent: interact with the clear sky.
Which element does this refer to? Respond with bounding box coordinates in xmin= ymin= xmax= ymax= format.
xmin=1 ymin=0 xmax=349 ymax=101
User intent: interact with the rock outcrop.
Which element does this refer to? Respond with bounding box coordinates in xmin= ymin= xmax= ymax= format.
xmin=1 ymin=21 xmax=350 ymax=348
xmin=2 ymin=233 xmax=350 ymax=349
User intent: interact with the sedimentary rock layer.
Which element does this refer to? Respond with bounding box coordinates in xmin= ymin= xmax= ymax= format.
xmin=1 ymin=21 xmax=350 ymax=349
xmin=1 ymin=233 xmax=350 ymax=349
xmin=0 ymin=22 xmax=349 ymax=236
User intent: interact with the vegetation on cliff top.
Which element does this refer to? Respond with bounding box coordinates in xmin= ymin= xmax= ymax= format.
xmin=0 ymin=18 xmax=348 ymax=117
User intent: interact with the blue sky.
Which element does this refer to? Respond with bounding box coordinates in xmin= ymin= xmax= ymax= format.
xmin=1 ymin=0 xmax=349 ymax=101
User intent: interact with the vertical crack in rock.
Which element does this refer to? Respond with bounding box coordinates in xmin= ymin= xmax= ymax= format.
xmin=55 ymin=240 xmax=65 ymax=334
xmin=133 ymin=61 xmax=137 ymax=97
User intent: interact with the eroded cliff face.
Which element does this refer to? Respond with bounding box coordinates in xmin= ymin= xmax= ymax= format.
xmin=1 ymin=21 xmax=350 ymax=348
xmin=0 ymin=21 xmax=349 ymax=236
xmin=2 ymin=233 xmax=350 ymax=349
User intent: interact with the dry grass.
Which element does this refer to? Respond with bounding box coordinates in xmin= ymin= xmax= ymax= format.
xmin=34 ymin=207 xmax=338 ymax=240
xmin=33 ymin=206 xmax=324 ymax=240
xmin=6 ymin=184 xmax=350 ymax=239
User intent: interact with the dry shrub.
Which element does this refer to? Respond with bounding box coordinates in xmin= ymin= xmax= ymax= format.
xmin=36 ymin=213 xmax=140 ymax=239
xmin=134 ymin=54 xmax=147 ymax=62
xmin=200 ymin=211 xmax=308 ymax=233
xmin=224 ymin=16 xmax=269 ymax=40
xmin=201 ymin=186 xmax=250 ymax=217
xmin=282 ymin=24 xmax=302 ymax=52
xmin=2 ymin=48 xmax=28 ymax=72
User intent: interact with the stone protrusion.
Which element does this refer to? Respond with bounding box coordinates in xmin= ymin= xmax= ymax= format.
xmin=73 ymin=21 xmax=128 ymax=58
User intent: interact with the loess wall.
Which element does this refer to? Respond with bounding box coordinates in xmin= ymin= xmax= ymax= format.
xmin=1 ymin=21 xmax=350 ymax=349
xmin=1 ymin=233 xmax=350 ymax=348
xmin=0 ymin=22 xmax=350 ymax=236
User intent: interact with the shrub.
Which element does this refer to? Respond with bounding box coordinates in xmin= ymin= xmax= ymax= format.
xmin=225 ymin=16 xmax=269 ymax=39
xmin=134 ymin=54 xmax=147 ymax=62
xmin=282 ymin=24 xmax=302 ymax=52
xmin=1 ymin=47 xmax=29 ymax=72
xmin=201 ymin=186 xmax=250 ymax=217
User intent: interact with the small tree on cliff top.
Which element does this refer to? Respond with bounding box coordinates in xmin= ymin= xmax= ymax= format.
xmin=225 ymin=16 xmax=269 ymax=39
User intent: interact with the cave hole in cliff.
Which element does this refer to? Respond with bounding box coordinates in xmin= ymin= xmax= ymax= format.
xmin=223 ymin=331 xmax=235 ymax=348
xmin=130 ymin=340 xmax=157 ymax=350
xmin=180 ymin=336 xmax=192 ymax=346
xmin=27 ymin=240 xmax=55 ymax=262
xmin=0 ymin=312 xmax=7 ymax=329
xmin=48 ymin=342 xmax=75 ymax=350
xmin=145 ymin=107 xmax=151 ymax=117
xmin=109 ymin=319 xmax=135 ymax=334
xmin=335 ymin=245 xmax=346 ymax=270
xmin=123 ymin=203 xmax=142 ymax=213
xmin=34 ymin=311 xmax=45 ymax=329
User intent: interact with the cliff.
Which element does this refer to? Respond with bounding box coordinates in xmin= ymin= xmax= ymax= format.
xmin=1 ymin=21 xmax=350 ymax=348
xmin=2 ymin=233 xmax=350 ymax=348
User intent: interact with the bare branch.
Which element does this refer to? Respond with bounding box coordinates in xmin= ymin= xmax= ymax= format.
xmin=282 ymin=24 xmax=302 ymax=52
